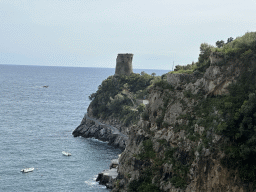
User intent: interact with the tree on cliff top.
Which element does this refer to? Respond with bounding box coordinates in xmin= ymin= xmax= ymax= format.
xmin=216 ymin=40 xmax=225 ymax=48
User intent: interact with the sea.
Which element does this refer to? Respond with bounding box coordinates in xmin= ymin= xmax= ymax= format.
xmin=0 ymin=64 xmax=169 ymax=192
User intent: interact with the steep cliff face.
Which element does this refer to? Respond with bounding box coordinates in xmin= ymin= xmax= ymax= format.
xmin=112 ymin=59 xmax=256 ymax=192
xmin=115 ymin=123 xmax=247 ymax=192
xmin=71 ymin=32 xmax=256 ymax=191
xmin=167 ymin=59 xmax=241 ymax=97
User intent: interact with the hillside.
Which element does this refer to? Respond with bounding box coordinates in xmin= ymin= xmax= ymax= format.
xmin=77 ymin=32 xmax=256 ymax=192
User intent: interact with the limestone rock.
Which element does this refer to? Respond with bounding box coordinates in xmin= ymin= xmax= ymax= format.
xmin=167 ymin=73 xmax=196 ymax=87
xmin=96 ymin=168 xmax=118 ymax=189
xmin=110 ymin=58 xmax=254 ymax=192
xmin=72 ymin=114 xmax=128 ymax=149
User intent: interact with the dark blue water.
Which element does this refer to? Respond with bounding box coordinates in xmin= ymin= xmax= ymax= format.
xmin=0 ymin=65 xmax=169 ymax=192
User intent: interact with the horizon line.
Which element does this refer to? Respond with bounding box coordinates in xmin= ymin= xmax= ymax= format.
xmin=0 ymin=63 xmax=171 ymax=71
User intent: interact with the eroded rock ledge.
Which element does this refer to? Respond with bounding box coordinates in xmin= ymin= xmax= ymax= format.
xmin=72 ymin=114 xmax=128 ymax=149
xmin=96 ymin=159 xmax=119 ymax=189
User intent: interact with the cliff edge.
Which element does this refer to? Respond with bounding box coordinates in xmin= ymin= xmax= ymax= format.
xmin=74 ymin=32 xmax=256 ymax=191
xmin=112 ymin=32 xmax=256 ymax=192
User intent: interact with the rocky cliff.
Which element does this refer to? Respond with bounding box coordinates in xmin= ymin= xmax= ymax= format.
xmin=73 ymin=114 xmax=128 ymax=149
xmin=74 ymin=32 xmax=256 ymax=191
xmin=111 ymin=58 xmax=256 ymax=191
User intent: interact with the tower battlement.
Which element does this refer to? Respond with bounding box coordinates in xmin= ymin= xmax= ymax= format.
xmin=115 ymin=53 xmax=133 ymax=76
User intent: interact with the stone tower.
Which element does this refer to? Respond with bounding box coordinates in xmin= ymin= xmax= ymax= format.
xmin=115 ymin=53 xmax=133 ymax=76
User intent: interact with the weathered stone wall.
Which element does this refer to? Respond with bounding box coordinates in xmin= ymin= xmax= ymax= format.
xmin=115 ymin=53 xmax=133 ymax=76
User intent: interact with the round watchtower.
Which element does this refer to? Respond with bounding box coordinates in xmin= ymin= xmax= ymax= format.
xmin=115 ymin=53 xmax=133 ymax=76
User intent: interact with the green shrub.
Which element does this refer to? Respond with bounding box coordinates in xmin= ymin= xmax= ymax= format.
xmin=184 ymin=90 xmax=193 ymax=98
xmin=156 ymin=115 xmax=164 ymax=128
xmin=128 ymin=168 xmax=162 ymax=192
xmin=193 ymin=59 xmax=256 ymax=184
xmin=137 ymin=184 xmax=162 ymax=192
xmin=154 ymin=79 xmax=173 ymax=90
xmin=137 ymin=103 xmax=146 ymax=113
xmin=165 ymin=148 xmax=176 ymax=159
xmin=162 ymin=121 xmax=170 ymax=128
xmin=139 ymin=139 xmax=156 ymax=160
xmin=157 ymin=139 xmax=168 ymax=146
xmin=172 ymin=32 xmax=256 ymax=75
xmin=170 ymin=176 xmax=187 ymax=189
xmin=213 ymin=32 xmax=256 ymax=61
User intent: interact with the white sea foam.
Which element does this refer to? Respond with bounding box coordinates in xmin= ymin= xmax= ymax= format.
xmin=85 ymin=176 xmax=106 ymax=189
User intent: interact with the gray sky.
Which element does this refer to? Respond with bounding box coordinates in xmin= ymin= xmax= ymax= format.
xmin=1 ymin=0 xmax=256 ymax=69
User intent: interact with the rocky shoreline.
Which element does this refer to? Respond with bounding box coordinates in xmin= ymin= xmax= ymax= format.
xmin=72 ymin=114 xmax=127 ymax=188
xmin=96 ymin=158 xmax=120 ymax=189
xmin=72 ymin=114 xmax=128 ymax=149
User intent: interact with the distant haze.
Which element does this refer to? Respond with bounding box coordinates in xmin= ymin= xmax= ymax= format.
xmin=1 ymin=0 xmax=256 ymax=69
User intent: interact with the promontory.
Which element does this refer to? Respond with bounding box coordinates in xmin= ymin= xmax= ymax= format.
xmin=73 ymin=32 xmax=256 ymax=192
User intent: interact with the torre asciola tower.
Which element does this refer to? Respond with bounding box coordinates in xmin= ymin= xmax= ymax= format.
xmin=115 ymin=53 xmax=133 ymax=76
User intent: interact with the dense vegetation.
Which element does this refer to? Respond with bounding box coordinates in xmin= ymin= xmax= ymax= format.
xmin=128 ymin=140 xmax=162 ymax=192
xmin=196 ymin=63 xmax=256 ymax=183
xmin=137 ymin=32 xmax=256 ymax=188
xmin=171 ymin=32 xmax=256 ymax=74
xmin=89 ymin=72 xmax=157 ymax=126
xmin=90 ymin=32 xmax=256 ymax=189
xmin=214 ymin=32 xmax=256 ymax=60
xmin=177 ymin=32 xmax=256 ymax=184
xmin=170 ymin=42 xmax=213 ymax=74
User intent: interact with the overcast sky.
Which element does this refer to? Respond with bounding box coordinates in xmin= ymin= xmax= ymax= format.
xmin=1 ymin=0 xmax=256 ymax=69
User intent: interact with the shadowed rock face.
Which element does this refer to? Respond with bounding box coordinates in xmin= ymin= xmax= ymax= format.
xmin=115 ymin=53 xmax=133 ymax=76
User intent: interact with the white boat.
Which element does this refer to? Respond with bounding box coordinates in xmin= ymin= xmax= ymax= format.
xmin=62 ymin=151 xmax=71 ymax=156
xmin=21 ymin=168 xmax=34 ymax=173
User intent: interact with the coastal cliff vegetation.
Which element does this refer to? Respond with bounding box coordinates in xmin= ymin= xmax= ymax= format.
xmin=89 ymin=72 xmax=161 ymax=126
xmin=168 ymin=32 xmax=256 ymax=184
xmin=120 ymin=32 xmax=256 ymax=191
xmin=171 ymin=32 xmax=256 ymax=75
xmin=86 ymin=32 xmax=256 ymax=191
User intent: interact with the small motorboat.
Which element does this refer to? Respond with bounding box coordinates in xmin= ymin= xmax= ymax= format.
xmin=21 ymin=168 xmax=34 ymax=173
xmin=62 ymin=151 xmax=71 ymax=156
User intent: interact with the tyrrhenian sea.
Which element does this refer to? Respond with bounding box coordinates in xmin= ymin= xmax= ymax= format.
xmin=0 ymin=64 xmax=169 ymax=192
